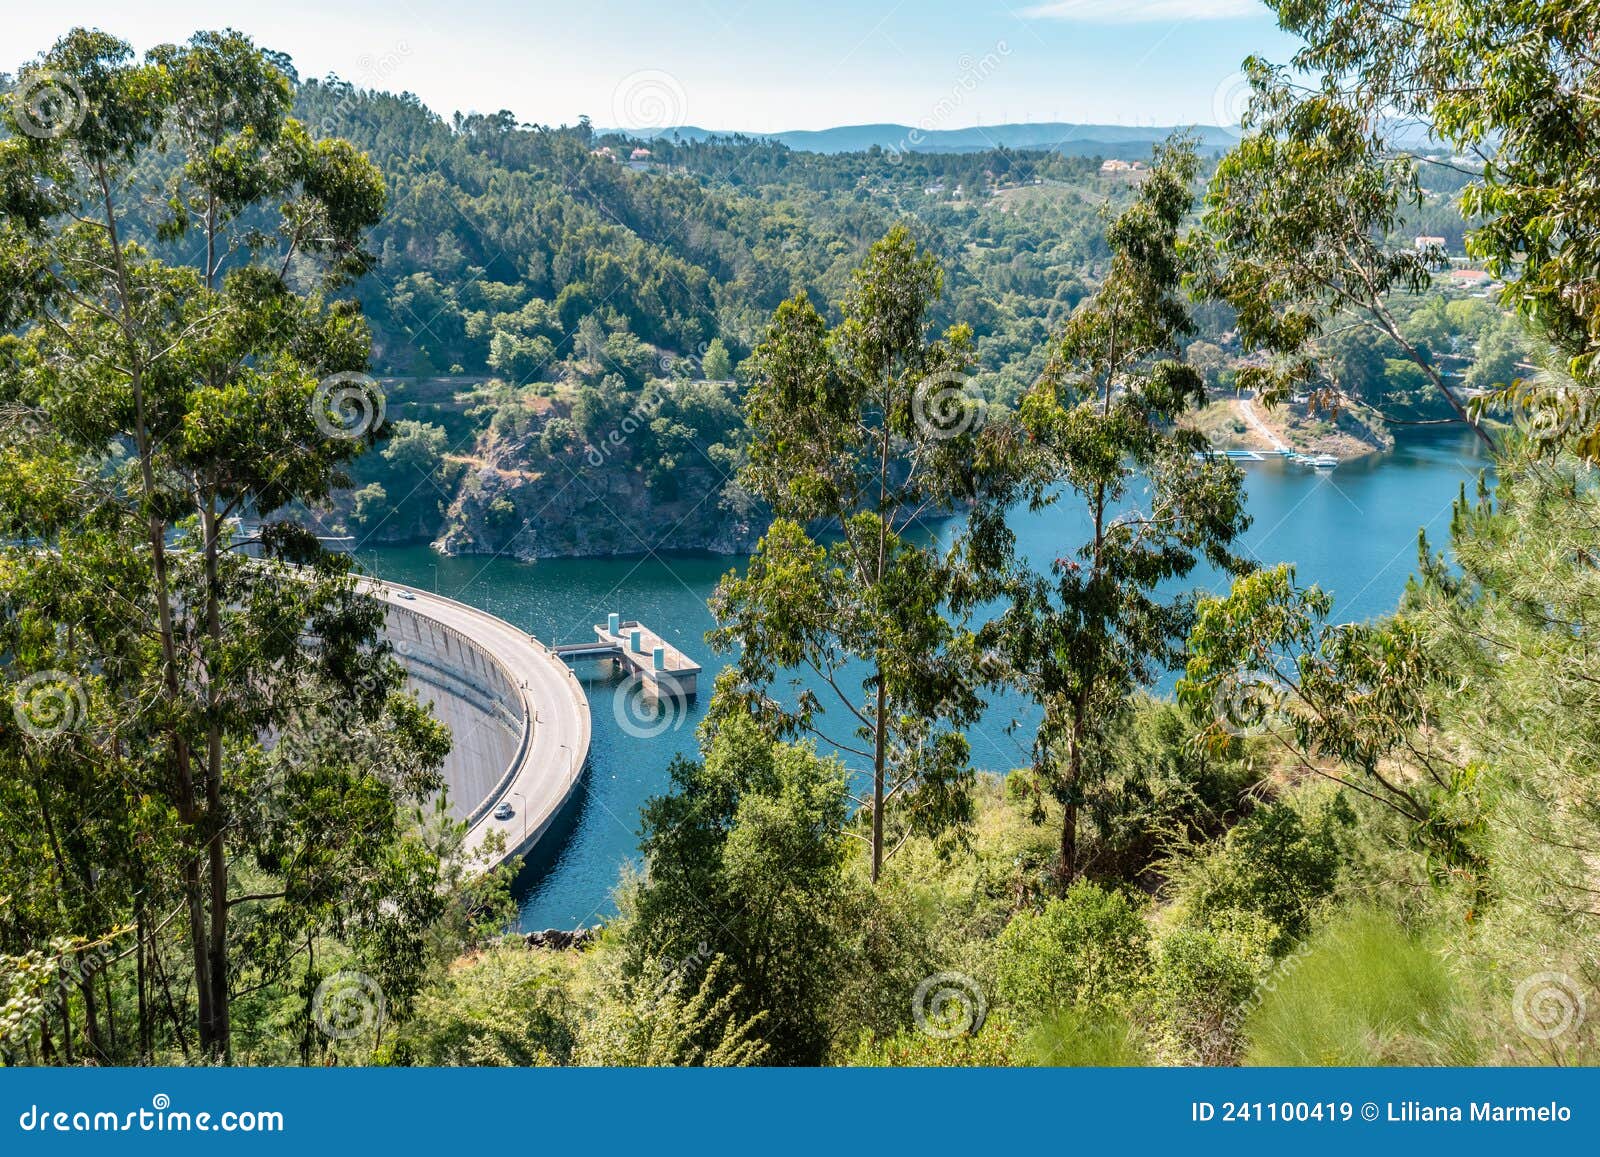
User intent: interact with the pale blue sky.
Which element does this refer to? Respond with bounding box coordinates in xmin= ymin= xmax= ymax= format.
xmin=8 ymin=0 xmax=1300 ymax=132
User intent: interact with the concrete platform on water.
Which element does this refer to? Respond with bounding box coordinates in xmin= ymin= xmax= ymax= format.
xmin=554 ymin=613 xmax=701 ymax=701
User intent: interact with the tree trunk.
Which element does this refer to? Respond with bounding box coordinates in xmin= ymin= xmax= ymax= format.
xmin=1059 ymin=798 xmax=1079 ymax=887
xmin=136 ymin=904 xmax=150 ymax=1064
xmin=149 ymin=929 xmax=191 ymax=1062
xmin=96 ymin=158 xmax=212 ymax=1056
xmin=102 ymin=966 xmax=117 ymax=1059
xmin=201 ymin=500 xmax=231 ymax=1062
xmin=1059 ymin=706 xmax=1085 ymax=885
xmin=870 ymin=676 xmax=887 ymax=883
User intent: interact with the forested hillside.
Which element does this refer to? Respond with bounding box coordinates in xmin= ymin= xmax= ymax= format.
xmin=255 ymin=80 xmax=1134 ymax=554
xmin=268 ymin=78 xmax=1517 ymax=558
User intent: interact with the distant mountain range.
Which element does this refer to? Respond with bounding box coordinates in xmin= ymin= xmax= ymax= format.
xmin=603 ymin=121 xmax=1243 ymax=157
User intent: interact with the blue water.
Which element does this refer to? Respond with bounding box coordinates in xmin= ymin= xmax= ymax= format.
xmin=354 ymin=430 xmax=1488 ymax=928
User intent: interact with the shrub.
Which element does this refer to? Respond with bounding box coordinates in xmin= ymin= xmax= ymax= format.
xmin=384 ymin=946 xmax=578 ymax=1066
xmin=994 ymin=882 xmax=1149 ymax=1024
xmin=485 ymin=495 xmax=519 ymax=531
xmin=844 ymin=1014 xmax=1023 ymax=1067
xmin=576 ymin=954 xmax=768 ymax=1067
xmin=626 ymin=713 xmax=853 ymax=1065
xmin=1180 ymin=796 xmax=1352 ymax=953
xmin=1086 ymin=698 xmax=1261 ymax=883
xmin=1148 ymin=919 xmax=1272 ymax=1064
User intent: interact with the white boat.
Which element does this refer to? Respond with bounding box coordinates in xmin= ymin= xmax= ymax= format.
xmin=1309 ymin=454 xmax=1339 ymax=469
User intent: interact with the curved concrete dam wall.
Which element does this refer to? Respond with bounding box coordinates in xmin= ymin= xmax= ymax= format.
xmin=358 ymin=580 xmax=592 ymax=866
xmin=384 ymin=603 xmax=526 ymax=827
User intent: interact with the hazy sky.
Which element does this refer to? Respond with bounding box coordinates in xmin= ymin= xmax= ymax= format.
xmin=7 ymin=1 xmax=1302 ymax=132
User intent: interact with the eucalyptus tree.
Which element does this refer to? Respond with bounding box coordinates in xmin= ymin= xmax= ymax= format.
xmin=708 ymin=226 xmax=1015 ymax=881
xmin=1198 ymin=63 xmax=1494 ymax=447
xmin=0 ymin=29 xmax=448 ymax=1063
xmin=992 ymin=140 xmax=1251 ymax=884
xmin=1179 ymin=0 xmax=1600 ymax=925
xmin=1176 ymin=562 xmax=1483 ymax=880
xmin=1208 ymin=0 xmax=1600 ymax=456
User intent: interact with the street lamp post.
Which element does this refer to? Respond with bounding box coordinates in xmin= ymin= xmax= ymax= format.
xmin=511 ymin=789 xmax=527 ymax=846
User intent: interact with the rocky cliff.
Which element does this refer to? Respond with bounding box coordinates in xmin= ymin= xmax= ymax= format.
xmin=327 ymin=376 xmax=763 ymax=560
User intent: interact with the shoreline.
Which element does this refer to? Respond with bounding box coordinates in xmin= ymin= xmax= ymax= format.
xmin=1188 ymin=394 xmax=1395 ymax=463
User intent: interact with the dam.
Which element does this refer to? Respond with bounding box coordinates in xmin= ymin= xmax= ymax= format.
xmin=358 ymin=578 xmax=591 ymax=867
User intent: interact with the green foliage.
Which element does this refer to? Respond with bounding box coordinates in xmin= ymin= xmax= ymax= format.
xmin=1464 ymin=317 xmax=1527 ymax=398
xmin=1085 ymin=697 xmax=1262 ymax=884
xmin=626 ymin=713 xmax=854 ymax=1064
xmin=987 ymin=138 xmax=1251 ymax=882
xmin=1243 ymin=910 xmax=1465 ymax=1066
xmin=710 ymin=226 xmax=1011 ymax=879
xmin=1024 ymin=1007 xmax=1150 ymax=1066
xmin=1380 ymin=358 xmax=1434 ymax=416
xmin=11 ymin=7 xmax=1600 ymax=1074
xmin=994 ymin=882 xmax=1149 ymax=1024
xmin=0 ymin=27 xmax=472 ymax=1066
xmin=1147 ymin=922 xmax=1271 ymax=1064
xmin=1182 ymin=563 xmax=1487 ymax=877
xmin=385 ymin=946 xmax=578 ymax=1066
xmin=288 ymin=78 xmax=1118 ymax=390
xmin=576 ymin=953 xmax=769 ymax=1067
xmin=1262 ymin=0 xmax=1600 ymax=457
xmin=1199 ymin=60 xmax=1489 ymax=444
xmin=701 ymin=337 xmax=733 ymax=382
xmin=350 ymin=481 xmax=388 ymax=529
xmin=1177 ymin=798 xmax=1352 ymax=954
xmin=382 ymin=420 xmax=448 ymax=472
xmin=846 ymin=1014 xmax=1022 ymax=1067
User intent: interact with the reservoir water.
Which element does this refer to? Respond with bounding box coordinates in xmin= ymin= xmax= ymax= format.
xmin=355 ymin=430 xmax=1489 ymax=929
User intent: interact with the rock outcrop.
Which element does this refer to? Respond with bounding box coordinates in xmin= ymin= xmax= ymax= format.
xmin=525 ymin=926 xmax=600 ymax=951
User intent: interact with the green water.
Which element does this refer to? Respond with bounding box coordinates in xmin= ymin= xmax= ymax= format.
xmin=354 ymin=430 xmax=1488 ymax=929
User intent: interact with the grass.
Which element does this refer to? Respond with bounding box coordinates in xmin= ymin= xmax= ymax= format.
xmin=1027 ymin=1008 xmax=1150 ymax=1066
xmin=1244 ymin=909 xmax=1469 ymax=1065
